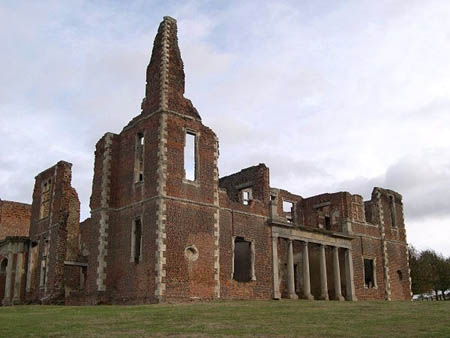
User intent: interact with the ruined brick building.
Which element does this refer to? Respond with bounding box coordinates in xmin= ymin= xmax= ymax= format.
xmin=1 ymin=16 xmax=412 ymax=305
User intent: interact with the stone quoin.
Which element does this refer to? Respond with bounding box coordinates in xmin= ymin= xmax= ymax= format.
xmin=0 ymin=16 xmax=412 ymax=305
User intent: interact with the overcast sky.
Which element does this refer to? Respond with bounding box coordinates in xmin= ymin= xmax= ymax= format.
xmin=1 ymin=1 xmax=449 ymax=256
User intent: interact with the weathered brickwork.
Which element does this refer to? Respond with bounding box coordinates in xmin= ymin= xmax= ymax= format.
xmin=1 ymin=16 xmax=411 ymax=305
xmin=0 ymin=200 xmax=31 ymax=239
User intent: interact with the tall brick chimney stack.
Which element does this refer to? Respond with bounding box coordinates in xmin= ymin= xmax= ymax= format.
xmin=142 ymin=16 xmax=201 ymax=120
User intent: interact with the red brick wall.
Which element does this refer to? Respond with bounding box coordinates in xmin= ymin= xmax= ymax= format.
xmin=27 ymin=161 xmax=81 ymax=304
xmin=0 ymin=201 xmax=31 ymax=239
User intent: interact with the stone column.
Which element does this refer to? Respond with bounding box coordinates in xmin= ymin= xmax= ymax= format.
xmin=13 ymin=251 xmax=24 ymax=304
xmin=319 ymin=244 xmax=329 ymax=300
xmin=2 ymin=247 xmax=14 ymax=306
xmin=302 ymin=241 xmax=314 ymax=300
xmin=287 ymin=240 xmax=298 ymax=299
xmin=25 ymin=242 xmax=33 ymax=292
xmin=333 ymin=246 xmax=345 ymax=301
xmin=272 ymin=235 xmax=281 ymax=299
xmin=345 ymin=248 xmax=357 ymax=301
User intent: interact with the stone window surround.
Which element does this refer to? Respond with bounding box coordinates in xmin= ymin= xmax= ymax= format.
xmin=388 ymin=194 xmax=397 ymax=228
xmin=240 ymin=187 xmax=253 ymax=205
xmin=39 ymin=178 xmax=52 ymax=220
xmin=282 ymin=199 xmax=295 ymax=223
xmin=134 ymin=131 xmax=145 ymax=184
xmin=362 ymin=256 xmax=377 ymax=289
xmin=182 ymin=128 xmax=200 ymax=184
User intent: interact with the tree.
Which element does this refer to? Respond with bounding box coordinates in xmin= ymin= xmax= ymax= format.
xmin=409 ymin=246 xmax=433 ymax=295
xmin=409 ymin=247 xmax=450 ymax=300
xmin=435 ymin=257 xmax=450 ymax=300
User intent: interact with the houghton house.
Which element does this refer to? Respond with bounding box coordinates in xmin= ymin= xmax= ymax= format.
xmin=0 ymin=17 xmax=412 ymax=305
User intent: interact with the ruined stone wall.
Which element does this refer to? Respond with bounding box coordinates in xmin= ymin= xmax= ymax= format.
xmin=27 ymin=161 xmax=80 ymax=304
xmin=219 ymin=164 xmax=270 ymax=204
xmin=349 ymin=188 xmax=411 ymax=300
xmin=219 ymin=193 xmax=272 ymax=299
xmin=274 ymin=189 xmax=302 ymax=224
xmin=351 ymin=236 xmax=386 ymax=300
xmin=218 ymin=163 xmax=272 ymax=300
xmin=0 ymin=200 xmax=31 ymax=239
xmin=300 ymin=192 xmax=352 ymax=232
xmin=163 ymin=114 xmax=219 ymax=301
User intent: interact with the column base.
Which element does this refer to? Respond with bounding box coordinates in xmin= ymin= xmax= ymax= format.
xmin=288 ymin=293 xmax=299 ymax=300
xmin=346 ymin=295 xmax=358 ymax=301
xmin=273 ymin=292 xmax=281 ymax=300
xmin=319 ymin=294 xmax=329 ymax=301
xmin=2 ymin=298 xmax=11 ymax=306
xmin=336 ymin=295 xmax=345 ymax=301
xmin=303 ymin=294 xmax=314 ymax=300
xmin=12 ymin=298 xmax=21 ymax=305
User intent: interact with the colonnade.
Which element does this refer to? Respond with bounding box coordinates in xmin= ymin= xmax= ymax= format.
xmin=1 ymin=241 xmax=26 ymax=306
xmin=272 ymin=235 xmax=357 ymax=301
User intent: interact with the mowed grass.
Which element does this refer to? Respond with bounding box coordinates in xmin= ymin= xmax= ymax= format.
xmin=0 ymin=300 xmax=449 ymax=337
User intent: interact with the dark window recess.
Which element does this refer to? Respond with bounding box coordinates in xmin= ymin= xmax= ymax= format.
xmin=397 ymin=270 xmax=403 ymax=281
xmin=0 ymin=259 xmax=7 ymax=273
xmin=364 ymin=259 xmax=375 ymax=288
xmin=233 ymin=237 xmax=252 ymax=282
xmin=325 ymin=216 xmax=331 ymax=230
xmin=389 ymin=195 xmax=396 ymax=227
xmin=80 ymin=266 xmax=87 ymax=290
xmin=134 ymin=219 xmax=142 ymax=263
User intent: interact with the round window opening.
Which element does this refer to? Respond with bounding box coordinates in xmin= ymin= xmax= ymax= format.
xmin=184 ymin=245 xmax=199 ymax=261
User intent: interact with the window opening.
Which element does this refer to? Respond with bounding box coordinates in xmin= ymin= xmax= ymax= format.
xmin=40 ymin=240 xmax=49 ymax=287
xmin=325 ymin=216 xmax=331 ymax=230
xmin=131 ymin=218 xmax=142 ymax=263
xmin=184 ymin=132 xmax=196 ymax=181
xmin=80 ymin=266 xmax=87 ymax=290
xmin=397 ymin=270 xmax=403 ymax=281
xmin=389 ymin=195 xmax=396 ymax=227
xmin=241 ymin=188 xmax=252 ymax=205
xmin=364 ymin=258 xmax=375 ymax=288
xmin=135 ymin=133 xmax=144 ymax=183
xmin=39 ymin=179 xmax=52 ymax=219
xmin=283 ymin=200 xmax=294 ymax=223
xmin=233 ymin=237 xmax=252 ymax=282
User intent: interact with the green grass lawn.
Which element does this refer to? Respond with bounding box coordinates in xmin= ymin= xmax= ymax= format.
xmin=0 ymin=300 xmax=449 ymax=337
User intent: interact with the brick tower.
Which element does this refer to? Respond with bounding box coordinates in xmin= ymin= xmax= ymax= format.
xmin=86 ymin=16 xmax=219 ymax=303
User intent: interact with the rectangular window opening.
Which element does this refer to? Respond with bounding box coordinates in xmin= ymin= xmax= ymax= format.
xmin=39 ymin=179 xmax=52 ymax=219
xmin=283 ymin=200 xmax=294 ymax=223
xmin=40 ymin=261 xmax=46 ymax=287
xmin=233 ymin=237 xmax=252 ymax=282
xmin=364 ymin=258 xmax=375 ymax=288
xmin=135 ymin=133 xmax=145 ymax=183
xmin=389 ymin=195 xmax=396 ymax=227
xmin=133 ymin=218 xmax=142 ymax=263
xmin=325 ymin=216 xmax=331 ymax=230
xmin=80 ymin=266 xmax=87 ymax=290
xmin=241 ymin=188 xmax=252 ymax=205
xmin=184 ymin=132 xmax=196 ymax=181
